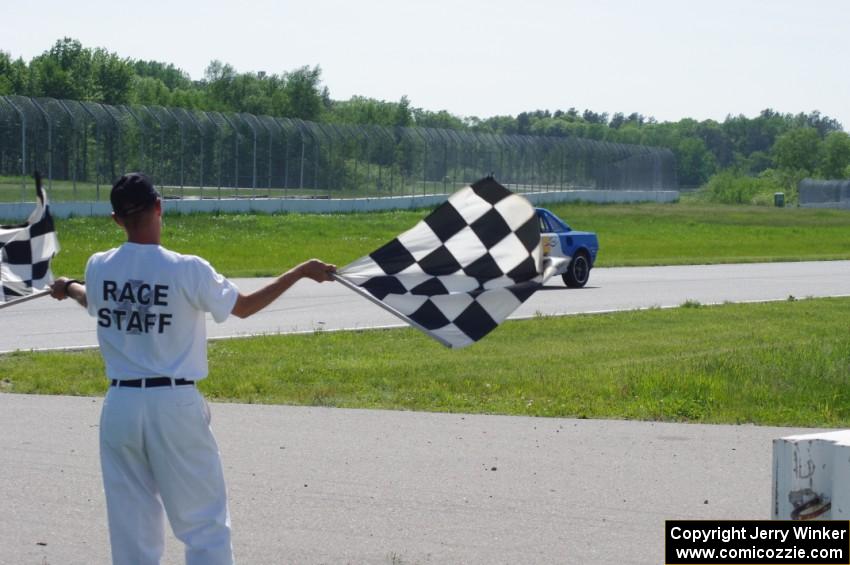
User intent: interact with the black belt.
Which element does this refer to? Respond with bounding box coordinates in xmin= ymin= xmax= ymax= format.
xmin=110 ymin=377 xmax=195 ymax=388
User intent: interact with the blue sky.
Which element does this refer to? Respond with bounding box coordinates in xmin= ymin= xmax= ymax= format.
xmin=3 ymin=0 xmax=848 ymax=129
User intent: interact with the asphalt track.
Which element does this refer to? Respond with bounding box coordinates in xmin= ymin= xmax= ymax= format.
xmin=0 ymin=394 xmax=824 ymax=564
xmin=1 ymin=261 xmax=848 ymax=564
xmin=3 ymin=260 xmax=850 ymax=353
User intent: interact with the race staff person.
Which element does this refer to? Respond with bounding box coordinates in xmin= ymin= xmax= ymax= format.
xmin=51 ymin=172 xmax=335 ymax=565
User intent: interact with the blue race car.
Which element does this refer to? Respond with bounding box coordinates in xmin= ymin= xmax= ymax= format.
xmin=536 ymin=207 xmax=600 ymax=288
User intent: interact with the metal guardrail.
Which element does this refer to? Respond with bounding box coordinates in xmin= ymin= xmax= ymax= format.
xmin=0 ymin=95 xmax=678 ymax=202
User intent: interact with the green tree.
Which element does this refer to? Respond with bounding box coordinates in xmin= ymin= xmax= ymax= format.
xmin=203 ymin=60 xmax=237 ymax=111
xmin=613 ymin=123 xmax=642 ymax=145
xmin=92 ymin=48 xmax=134 ymax=104
xmin=733 ymin=150 xmax=773 ymax=174
xmin=723 ymin=109 xmax=789 ymax=156
xmin=695 ymin=120 xmax=733 ymax=167
xmin=132 ymin=60 xmax=192 ymax=91
xmin=529 ymin=117 xmax=576 ymax=138
xmin=4 ymin=56 xmax=31 ymax=94
xmin=31 ymin=56 xmax=78 ymax=99
xmin=281 ymin=65 xmax=323 ymax=120
xmin=772 ymin=127 xmax=822 ymax=173
xmin=793 ymin=110 xmax=843 ymax=138
xmin=0 ymin=51 xmax=14 ymax=94
xmin=516 ymin=112 xmax=532 ymax=134
xmin=412 ymin=108 xmax=465 ymax=130
xmin=582 ymin=109 xmax=608 ymax=124
xmin=328 ymin=96 xmax=401 ymax=126
xmin=393 ymin=95 xmax=412 ymax=127
xmin=131 ymin=76 xmax=172 ymax=106
xmin=609 ymin=112 xmax=625 ymax=129
xmin=477 ymin=115 xmax=518 ymax=135
xmin=169 ymin=88 xmax=205 ymax=109
xmin=30 ymin=38 xmax=93 ymax=99
xmin=229 ymin=73 xmax=269 ymax=114
xmin=675 ymin=137 xmax=717 ymax=186
xmin=819 ymin=131 xmax=850 ymax=179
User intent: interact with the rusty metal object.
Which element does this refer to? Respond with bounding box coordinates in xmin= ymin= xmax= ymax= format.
xmin=789 ymin=488 xmax=832 ymax=521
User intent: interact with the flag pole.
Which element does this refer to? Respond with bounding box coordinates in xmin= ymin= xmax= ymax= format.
xmin=0 ymin=288 xmax=52 ymax=310
xmin=331 ymin=273 xmax=454 ymax=348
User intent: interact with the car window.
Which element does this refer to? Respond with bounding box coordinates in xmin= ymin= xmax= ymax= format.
xmin=538 ymin=215 xmax=550 ymax=233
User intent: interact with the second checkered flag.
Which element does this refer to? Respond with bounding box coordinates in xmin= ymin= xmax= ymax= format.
xmin=337 ymin=177 xmax=562 ymax=348
xmin=0 ymin=172 xmax=59 ymax=303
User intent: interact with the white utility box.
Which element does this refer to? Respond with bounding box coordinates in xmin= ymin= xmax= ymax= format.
xmin=773 ymin=430 xmax=850 ymax=520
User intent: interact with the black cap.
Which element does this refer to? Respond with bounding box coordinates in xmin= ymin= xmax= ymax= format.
xmin=110 ymin=173 xmax=160 ymax=217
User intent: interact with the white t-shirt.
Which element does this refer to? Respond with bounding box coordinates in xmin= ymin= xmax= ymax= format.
xmin=85 ymin=243 xmax=239 ymax=380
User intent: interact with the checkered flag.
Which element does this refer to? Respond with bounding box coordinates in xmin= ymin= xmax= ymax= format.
xmin=0 ymin=173 xmax=59 ymax=302
xmin=337 ymin=177 xmax=562 ymax=348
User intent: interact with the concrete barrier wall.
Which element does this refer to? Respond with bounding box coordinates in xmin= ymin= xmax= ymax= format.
xmin=1 ymin=189 xmax=679 ymax=220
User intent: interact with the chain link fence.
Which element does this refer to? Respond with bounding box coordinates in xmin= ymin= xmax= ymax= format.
xmin=0 ymin=95 xmax=677 ymax=202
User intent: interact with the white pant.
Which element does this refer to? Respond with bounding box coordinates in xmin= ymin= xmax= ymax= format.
xmin=100 ymin=384 xmax=234 ymax=565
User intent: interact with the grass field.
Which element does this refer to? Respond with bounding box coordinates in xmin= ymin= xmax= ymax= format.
xmin=3 ymin=297 xmax=850 ymax=427
xmin=32 ymin=200 xmax=850 ymax=279
xmin=3 ymin=199 xmax=850 ymax=427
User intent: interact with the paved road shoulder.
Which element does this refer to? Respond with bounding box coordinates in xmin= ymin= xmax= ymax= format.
xmin=0 ymin=393 xmax=821 ymax=564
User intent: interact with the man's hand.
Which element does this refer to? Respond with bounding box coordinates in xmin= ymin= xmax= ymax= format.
xmin=50 ymin=277 xmax=88 ymax=307
xmin=297 ymin=259 xmax=337 ymax=283
xmin=50 ymin=276 xmax=73 ymax=300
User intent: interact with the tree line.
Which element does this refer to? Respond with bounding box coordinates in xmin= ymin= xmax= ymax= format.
xmin=2 ymin=38 xmax=849 ymax=202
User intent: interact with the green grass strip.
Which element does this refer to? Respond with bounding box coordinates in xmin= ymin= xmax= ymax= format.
xmin=3 ymin=297 xmax=850 ymax=428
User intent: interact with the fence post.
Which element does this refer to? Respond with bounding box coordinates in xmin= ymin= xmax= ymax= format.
xmin=340 ymin=124 xmax=355 ymax=193
xmin=203 ymin=112 xmax=224 ymax=198
xmin=2 ymin=96 xmax=27 ymax=197
xmin=292 ymin=119 xmax=316 ymax=192
xmin=417 ymin=128 xmax=435 ymax=195
xmin=447 ymin=129 xmax=465 ymax=189
xmin=298 ymin=123 xmax=306 ymax=190
xmin=375 ymin=126 xmax=399 ymax=194
xmin=555 ymin=138 xmax=565 ymax=190
xmin=315 ymin=123 xmax=339 ymax=197
xmin=77 ymin=102 xmax=103 ymax=199
xmin=56 ymin=99 xmax=78 ymax=195
xmin=408 ymin=127 xmax=429 ymax=195
xmin=123 ymin=105 xmax=147 ymax=174
xmin=352 ymin=125 xmax=371 ymax=192
xmin=220 ymin=113 xmax=239 ymax=192
xmin=30 ymin=98 xmax=52 ymax=190
xmin=236 ymin=114 xmax=258 ymax=191
xmin=164 ymin=107 xmax=184 ymax=194
xmin=274 ymin=118 xmax=295 ymax=193
xmin=184 ymin=110 xmax=205 ymax=191
xmin=140 ymin=106 xmax=164 ymax=186
xmin=101 ymin=103 xmax=124 ymax=182
xmin=490 ymin=133 xmax=509 ymax=185
xmin=507 ymin=135 xmax=524 ymax=190
xmin=256 ymin=116 xmax=276 ymax=194
xmin=432 ymin=128 xmax=451 ymax=193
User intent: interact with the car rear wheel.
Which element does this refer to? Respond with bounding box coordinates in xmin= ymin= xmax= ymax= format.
xmin=562 ymin=252 xmax=590 ymax=288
